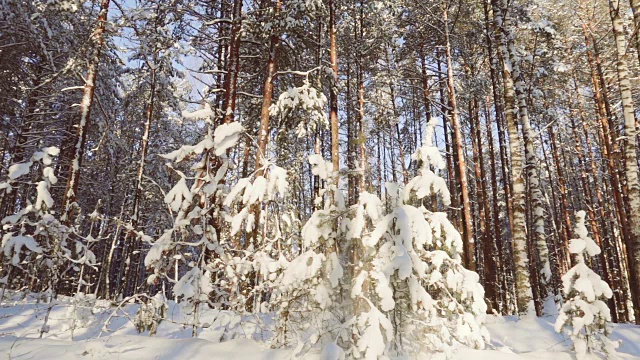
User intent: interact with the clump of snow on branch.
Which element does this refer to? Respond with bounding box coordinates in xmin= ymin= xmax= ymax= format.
xmin=269 ymin=80 xmax=327 ymax=137
xmin=181 ymin=103 xmax=216 ymax=121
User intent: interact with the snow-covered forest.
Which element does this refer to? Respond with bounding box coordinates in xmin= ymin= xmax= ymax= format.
xmin=1 ymin=0 xmax=640 ymax=358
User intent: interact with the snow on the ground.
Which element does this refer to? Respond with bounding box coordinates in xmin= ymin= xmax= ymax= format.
xmin=0 ymin=294 xmax=638 ymax=359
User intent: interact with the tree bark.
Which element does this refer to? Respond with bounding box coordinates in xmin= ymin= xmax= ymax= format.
xmin=484 ymin=97 xmax=507 ymax=313
xmin=496 ymin=0 xmax=552 ymax=298
xmin=471 ymin=98 xmax=497 ymax=311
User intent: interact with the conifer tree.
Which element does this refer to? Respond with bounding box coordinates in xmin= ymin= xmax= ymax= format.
xmin=555 ymin=211 xmax=618 ymax=359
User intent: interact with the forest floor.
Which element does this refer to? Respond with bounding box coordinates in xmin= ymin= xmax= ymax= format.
xmin=0 ymin=294 xmax=638 ymax=359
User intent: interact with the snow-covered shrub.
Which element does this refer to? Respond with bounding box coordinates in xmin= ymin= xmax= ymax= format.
xmin=66 ymin=221 xmax=100 ymax=339
xmin=0 ymin=146 xmax=101 ymax=335
xmin=66 ymin=292 xmax=97 ymax=333
xmin=134 ymin=293 xmax=168 ymax=336
xmin=148 ymin=112 xmax=295 ymax=338
xmin=555 ymin=211 xmax=618 ymax=360
xmin=221 ymin=158 xmax=290 ymax=313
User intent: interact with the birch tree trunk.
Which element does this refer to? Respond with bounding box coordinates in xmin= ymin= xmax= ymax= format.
xmin=495 ymin=0 xmax=551 ymax=301
xmin=609 ymin=0 xmax=640 ymax=324
xmin=492 ymin=0 xmax=534 ymax=315
xmin=221 ymin=0 xmax=243 ymax=124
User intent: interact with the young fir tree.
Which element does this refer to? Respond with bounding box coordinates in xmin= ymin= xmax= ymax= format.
xmin=347 ymin=118 xmax=489 ymax=358
xmin=1 ymin=147 xmax=61 ymax=297
xmin=145 ymin=112 xmax=244 ymax=335
xmin=272 ymin=153 xmax=345 ymax=349
xmin=555 ymin=211 xmax=618 ymax=359
xmin=0 ymin=146 xmax=100 ymax=336
xmin=276 ymin=119 xmax=488 ymax=359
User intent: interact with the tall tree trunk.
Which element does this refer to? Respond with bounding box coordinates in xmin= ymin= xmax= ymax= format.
xmin=547 ymin=124 xmax=572 ymax=271
xmin=436 ymin=57 xmax=458 ymax=229
xmin=580 ymin=18 xmax=632 ymax=323
xmin=221 ymin=0 xmax=243 ymax=124
xmin=249 ymin=0 xmax=282 ymax=244
xmin=61 ymin=0 xmax=110 ymax=223
xmin=131 ymin=67 xmax=156 ymax=227
xmin=244 ymin=0 xmax=282 ymax=311
xmin=443 ymin=3 xmax=475 ymax=271
xmin=420 ymin=55 xmax=432 ymax=125
xmin=356 ymin=1 xmax=366 ymax=194
xmin=388 ymin=80 xmax=409 ymax=185
xmin=609 ymin=0 xmax=640 ymax=324
xmin=255 ymin=4 xmax=280 ymax=175
xmin=570 ymin=98 xmax=620 ymax=321
xmin=329 ymin=0 xmax=339 ymax=172
xmin=484 ymin=98 xmax=507 ymax=313
xmin=471 ymin=98 xmax=497 ymax=311
xmin=346 ymin=56 xmax=355 ymax=204
xmin=482 ymin=0 xmax=513 ymax=242
xmin=495 ymin=0 xmax=551 ymax=301
xmin=126 ymin=59 xmax=158 ymax=296
xmin=492 ymin=0 xmax=534 ymax=315
xmin=313 ymin=17 xmax=323 ymax=205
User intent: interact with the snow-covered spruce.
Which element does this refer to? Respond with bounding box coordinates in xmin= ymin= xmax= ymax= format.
xmin=555 ymin=210 xmax=618 ymax=359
